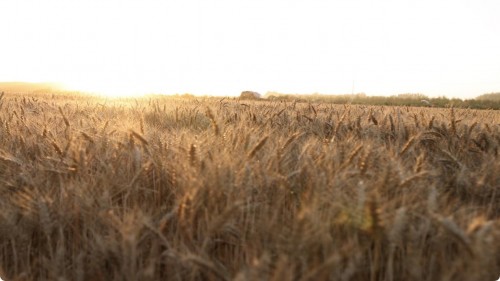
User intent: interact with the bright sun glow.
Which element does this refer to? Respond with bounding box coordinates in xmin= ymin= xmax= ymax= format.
xmin=0 ymin=0 xmax=499 ymax=98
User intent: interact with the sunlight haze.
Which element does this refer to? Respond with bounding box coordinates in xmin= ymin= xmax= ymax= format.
xmin=1 ymin=0 xmax=499 ymax=98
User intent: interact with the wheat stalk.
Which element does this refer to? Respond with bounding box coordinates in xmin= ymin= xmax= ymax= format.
xmin=247 ymin=135 xmax=269 ymax=159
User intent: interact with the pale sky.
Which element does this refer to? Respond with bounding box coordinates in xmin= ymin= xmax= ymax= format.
xmin=0 ymin=0 xmax=499 ymax=98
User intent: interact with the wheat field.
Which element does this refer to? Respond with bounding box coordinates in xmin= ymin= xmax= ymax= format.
xmin=0 ymin=92 xmax=499 ymax=281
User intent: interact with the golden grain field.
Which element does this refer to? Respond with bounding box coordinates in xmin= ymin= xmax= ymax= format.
xmin=0 ymin=92 xmax=499 ymax=281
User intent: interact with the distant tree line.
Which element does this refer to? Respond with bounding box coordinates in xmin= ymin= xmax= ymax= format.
xmin=263 ymin=92 xmax=500 ymax=110
xmin=476 ymin=92 xmax=500 ymax=101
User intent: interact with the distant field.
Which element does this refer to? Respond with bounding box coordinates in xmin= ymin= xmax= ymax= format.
xmin=0 ymin=93 xmax=499 ymax=280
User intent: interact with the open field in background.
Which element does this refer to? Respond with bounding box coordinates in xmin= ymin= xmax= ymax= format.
xmin=2 ymin=82 xmax=500 ymax=109
xmin=0 ymin=92 xmax=499 ymax=280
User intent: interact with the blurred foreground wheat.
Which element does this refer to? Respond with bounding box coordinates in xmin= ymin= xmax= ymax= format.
xmin=0 ymin=93 xmax=499 ymax=280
